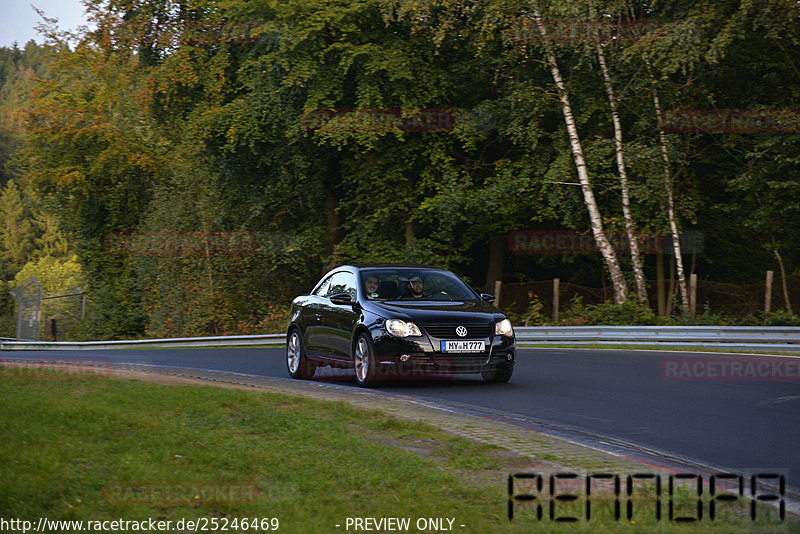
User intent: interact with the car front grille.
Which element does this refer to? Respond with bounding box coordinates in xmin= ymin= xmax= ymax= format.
xmin=422 ymin=323 xmax=492 ymax=339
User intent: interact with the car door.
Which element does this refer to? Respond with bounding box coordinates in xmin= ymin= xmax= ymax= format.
xmin=303 ymin=275 xmax=331 ymax=358
xmin=320 ymin=271 xmax=359 ymax=362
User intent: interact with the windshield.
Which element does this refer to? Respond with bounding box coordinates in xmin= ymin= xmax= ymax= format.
xmin=360 ymin=269 xmax=479 ymax=301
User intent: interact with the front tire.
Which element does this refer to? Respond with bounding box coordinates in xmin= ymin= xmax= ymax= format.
xmin=287 ymin=329 xmax=316 ymax=379
xmin=353 ymin=333 xmax=379 ymax=387
xmin=482 ymin=367 xmax=512 ymax=383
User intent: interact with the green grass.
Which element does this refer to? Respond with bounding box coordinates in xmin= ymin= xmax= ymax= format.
xmin=0 ymin=376 xmax=794 ymax=533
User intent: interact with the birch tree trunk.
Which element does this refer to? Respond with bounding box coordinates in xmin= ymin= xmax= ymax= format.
xmin=623 ymin=4 xmax=689 ymax=312
xmin=529 ymin=2 xmax=627 ymax=304
xmin=596 ymin=43 xmax=649 ymax=305
xmin=650 ymin=83 xmax=689 ymax=312
xmin=774 ymin=248 xmax=794 ymax=314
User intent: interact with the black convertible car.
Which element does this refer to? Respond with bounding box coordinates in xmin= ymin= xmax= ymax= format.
xmin=286 ymin=264 xmax=515 ymax=386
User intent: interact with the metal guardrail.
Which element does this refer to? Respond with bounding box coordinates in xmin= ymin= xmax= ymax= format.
xmin=0 ymin=334 xmax=285 ymax=351
xmin=513 ymin=326 xmax=800 ymax=352
xmin=0 ymin=327 xmax=799 ymax=352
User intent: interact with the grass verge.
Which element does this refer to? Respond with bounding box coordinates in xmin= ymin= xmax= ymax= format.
xmin=0 ymin=375 xmax=793 ymax=533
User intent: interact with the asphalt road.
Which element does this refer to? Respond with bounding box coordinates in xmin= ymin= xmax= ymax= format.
xmin=6 ymin=347 xmax=799 ymax=491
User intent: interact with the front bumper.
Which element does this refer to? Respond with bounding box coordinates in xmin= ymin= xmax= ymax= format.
xmin=371 ymin=330 xmax=515 ymax=377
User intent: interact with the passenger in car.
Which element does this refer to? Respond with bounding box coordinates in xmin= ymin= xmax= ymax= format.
xmin=365 ymin=275 xmax=380 ymax=298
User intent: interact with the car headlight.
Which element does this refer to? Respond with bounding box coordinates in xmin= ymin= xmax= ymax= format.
xmin=495 ymin=318 xmax=513 ymax=337
xmin=385 ymin=319 xmax=422 ymax=337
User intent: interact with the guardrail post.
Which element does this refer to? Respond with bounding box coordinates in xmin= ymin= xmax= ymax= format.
xmin=765 ymin=270 xmax=774 ymax=312
xmin=553 ymin=278 xmax=560 ymax=323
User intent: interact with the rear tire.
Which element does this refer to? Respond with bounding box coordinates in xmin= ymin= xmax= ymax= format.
xmin=481 ymin=367 xmax=512 ymax=383
xmin=287 ymin=329 xmax=316 ymax=379
xmin=353 ymin=333 xmax=379 ymax=387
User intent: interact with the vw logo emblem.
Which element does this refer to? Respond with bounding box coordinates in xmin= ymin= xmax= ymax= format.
xmin=455 ymin=326 xmax=468 ymax=337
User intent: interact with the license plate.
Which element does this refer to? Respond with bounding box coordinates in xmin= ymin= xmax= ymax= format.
xmin=441 ymin=340 xmax=485 ymax=352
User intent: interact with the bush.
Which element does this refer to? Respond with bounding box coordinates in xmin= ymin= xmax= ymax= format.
xmin=503 ymin=292 xmax=545 ymax=326
xmin=221 ymin=302 xmax=290 ymax=335
xmin=556 ymin=298 xmax=800 ymax=327
xmin=755 ymin=309 xmax=800 ymax=326
xmin=557 ymin=295 xmax=665 ymax=326
xmin=670 ymin=304 xmax=736 ymax=326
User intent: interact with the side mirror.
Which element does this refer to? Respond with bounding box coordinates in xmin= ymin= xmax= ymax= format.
xmin=329 ymin=292 xmax=353 ymax=305
xmin=480 ymin=293 xmax=495 ymax=303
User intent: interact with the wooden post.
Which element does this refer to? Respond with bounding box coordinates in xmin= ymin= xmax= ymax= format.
xmin=689 ymin=274 xmax=697 ymax=315
xmin=553 ymin=278 xmax=560 ymax=323
xmin=656 ymin=251 xmax=665 ymax=316
xmin=45 ymin=318 xmax=57 ymax=342
xmin=765 ymin=270 xmax=774 ymax=312
xmin=494 ymin=280 xmax=502 ymax=309
xmin=665 ymin=255 xmax=675 ymax=316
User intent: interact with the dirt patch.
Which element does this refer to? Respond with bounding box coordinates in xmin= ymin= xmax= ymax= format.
xmin=110 ymin=368 xmax=263 ymax=389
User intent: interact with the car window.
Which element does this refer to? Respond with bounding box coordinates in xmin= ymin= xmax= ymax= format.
xmin=359 ymin=269 xmax=478 ymax=301
xmin=326 ymin=271 xmax=357 ymax=299
xmin=312 ymin=275 xmax=332 ymax=296
xmin=425 ymin=275 xmax=462 ymax=295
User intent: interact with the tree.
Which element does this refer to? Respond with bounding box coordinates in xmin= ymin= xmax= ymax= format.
xmin=524 ymin=0 xmax=627 ymax=303
xmin=14 ymin=35 xmax=159 ymax=338
xmin=0 ymin=180 xmax=35 ymax=278
xmin=592 ymin=7 xmax=649 ymax=304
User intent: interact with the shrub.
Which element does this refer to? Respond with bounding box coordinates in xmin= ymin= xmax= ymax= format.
xmin=755 ymin=309 xmax=800 ymax=326
xmin=557 ymin=295 xmax=665 ymax=326
xmin=670 ymin=304 xmax=736 ymax=326
xmin=504 ymin=292 xmax=545 ymax=326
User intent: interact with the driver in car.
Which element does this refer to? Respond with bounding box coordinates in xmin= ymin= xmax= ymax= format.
xmin=407 ymin=275 xmax=425 ymax=298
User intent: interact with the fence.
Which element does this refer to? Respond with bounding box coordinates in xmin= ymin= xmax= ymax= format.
xmin=6 ymin=274 xmax=798 ymax=341
xmin=40 ymin=289 xmax=86 ymax=341
xmin=8 ymin=277 xmax=42 ymax=341
xmin=500 ymin=275 xmax=800 ymax=322
xmin=8 ymin=276 xmax=85 ymax=341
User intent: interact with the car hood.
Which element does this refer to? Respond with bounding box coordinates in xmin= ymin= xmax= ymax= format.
xmin=369 ymin=299 xmax=501 ymax=322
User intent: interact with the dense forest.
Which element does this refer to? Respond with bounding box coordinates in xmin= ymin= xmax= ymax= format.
xmin=1 ymin=0 xmax=799 ymax=339
xmin=0 ymin=41 xmax=81 ymax=336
